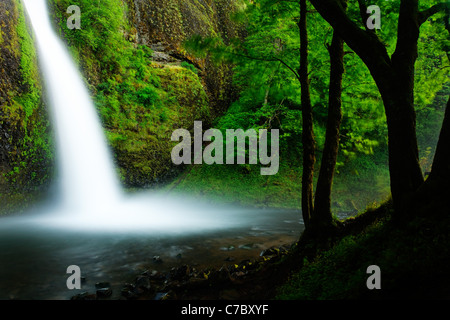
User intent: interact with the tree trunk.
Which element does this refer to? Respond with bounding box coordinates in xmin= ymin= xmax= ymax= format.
xmin=299 ymin=0 xmax=315 ymax=228
xmin=377 ymin=80 xmax=424 ymax=214
xmin=313 ymin=28 xmax=345 ymax=228
xmin=377 ymin=1 xmax=424 ymax=213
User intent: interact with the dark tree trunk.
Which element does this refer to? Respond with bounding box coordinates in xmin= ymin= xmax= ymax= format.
xmin=313 ymin=28 xmax=345 ymax=228
xmin=377 ymin=80 xmax=424 ymax=214
xmin=299 ymin=0 xmax=315 ymax=228
xmin=377 ymin=0 xmax=424 ymax=213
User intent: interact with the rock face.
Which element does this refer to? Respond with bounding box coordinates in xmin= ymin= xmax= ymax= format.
xmin=0 ymin=0 xmax=53 ymax=213
xmin=125 ymin=0 xmax=243 ymax=116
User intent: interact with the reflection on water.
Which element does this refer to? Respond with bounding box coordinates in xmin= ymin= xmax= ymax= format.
xmin=0 ymin=201 xmax=304 ymax=300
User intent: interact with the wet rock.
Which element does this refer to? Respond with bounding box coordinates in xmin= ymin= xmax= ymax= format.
xmin=220 ymin=245 xmax=235 ymax=251
xmin=239 ymin=259 xmax=251 ymax=266
xmin=121 ymin=284 xmax=138 ymax=300
xmin=71 ymin=292 xmax=97 ymax=300
xmin=169 ymin=265 xmax=190 ymax=281
xmin=135 ymin=275 xmax=151 ymax=292
xmin=148 ymin=270 xmax=166 ymax=281
xmin=96 ymin=287 xmax=112 ymax=298
xmin=239 ymin=259 xmax=257 ymax=272
xmin=95 ymin=282 xmax=111 ymax=289
xmin=208 ymin=266 xmax=229 ymax=284
xmin=260 ymin=247 xmax=279 ymax=257
xmin=153 ymin=256 xmax=163 ymax=264
xmin=224 ymin=256 xmax=235 ymax=262
xmin=154 ymin=292 xmax=171 ymax=301
xmin=238 ymin=243 xmax=256 ymax=250
xmin=152 ymin=51 xmax=177 ymax=63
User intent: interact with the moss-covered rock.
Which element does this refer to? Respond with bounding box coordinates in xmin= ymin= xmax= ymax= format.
xmin=125 ymin=0 xmax=243 ymax=116
xmin=0 ymin=0 xmax=54 ymax=214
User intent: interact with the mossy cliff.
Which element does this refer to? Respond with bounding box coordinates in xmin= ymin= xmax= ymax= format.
xmin=0 ymin=0 xmax=54 ymax=213
xmin=125 ymin=0 xmax=244 ymax=116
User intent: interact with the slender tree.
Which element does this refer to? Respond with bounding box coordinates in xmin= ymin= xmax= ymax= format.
xmin=299 ymin=0 xmax=316 ymax=228
xmin=312 ymin=22 xmax=346 ymax=229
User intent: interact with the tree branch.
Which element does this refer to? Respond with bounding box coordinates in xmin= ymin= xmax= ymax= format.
xmin=356 ymin=0 xmax=370 ymax=30
xmin=418 ymin=3 xmax=448 ymax=26
xmin=308 ymin=0 xmax=391 ymax=77
xmin=229 ymin=51 xmax=301 ymax=82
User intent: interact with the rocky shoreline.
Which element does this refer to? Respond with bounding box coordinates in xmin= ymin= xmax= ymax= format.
xmin=71 ymin=243 xmax=295 ymax=301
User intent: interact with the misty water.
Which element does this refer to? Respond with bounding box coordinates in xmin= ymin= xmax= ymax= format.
xmin=0 ymin=205 xmax=304 ymax=300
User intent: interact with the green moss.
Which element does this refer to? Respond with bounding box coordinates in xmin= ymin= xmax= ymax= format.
xmin=15 ymin=4 xmax=40 ymax=121
xmin=0 ymin=26 xmax=4 ymax=46
xmin=0 ymin=0 xmax=54 ymax=214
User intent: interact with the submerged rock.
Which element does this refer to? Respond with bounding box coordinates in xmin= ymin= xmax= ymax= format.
xmin=153 ymin=256 xmax=163 ymax=264
xmin=71 ymin=292 xmax=97 ymax=300
xmin=260 ymin=247 xmax=280 ymax=257
xmin=168 ymin=265 xmax=190 ymax=282
xmin=95 ymin=282 xmax=111 ymax=289
xmin=238 ymin=243 xmax=257 ymax=250
xmin=96 ymin=287 xmax=112 ymax=298
xmin=135 ymin=275 xmax=152 ymax=292
xmin=121 ymin=284 xmax=138 ymax=300
xmin=220 ymin=245 xmax=235 ymax=251
xmin=224 ymin=256 xmax=235 ymax=262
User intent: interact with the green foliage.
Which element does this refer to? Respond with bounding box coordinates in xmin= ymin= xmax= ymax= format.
xmin=185 ymin=0 xmax=448 ymax=177
xmin=185 ymin=0 xmax=390 ymax=159
xmin=175 ymin=0 xmax=448 ymax=213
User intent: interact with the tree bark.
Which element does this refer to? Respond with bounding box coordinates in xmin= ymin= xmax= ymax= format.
xmin=377 ymin=79 xmax=424 ymax=214
xmin=378 ymin=0 xmax=424 ymax=213
xmin=313 ymin=28 xmax=345 ymax=228
xmin=299 ymin=0 xmax=315 ymax=228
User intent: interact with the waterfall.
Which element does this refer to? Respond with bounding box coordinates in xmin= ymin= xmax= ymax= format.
xmin=23 ymin=0 xmax=122 ymax=214
xmin=18 ymin=0 xmax=255 ymax=234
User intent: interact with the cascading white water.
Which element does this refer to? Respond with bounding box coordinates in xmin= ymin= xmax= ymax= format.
xmin=23 ymin=0 xmax=122 ymax=213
